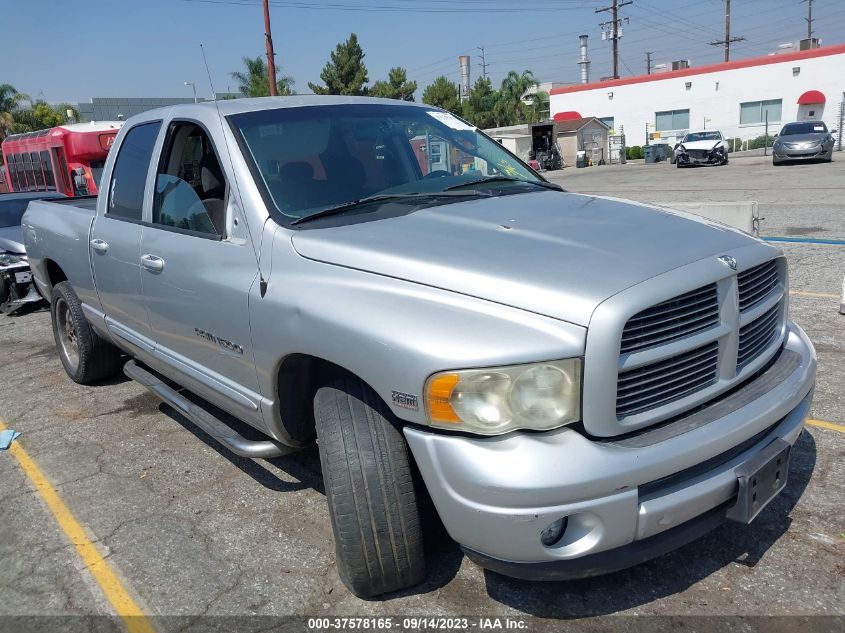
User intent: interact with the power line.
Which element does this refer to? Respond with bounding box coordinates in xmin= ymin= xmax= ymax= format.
xmin=596 ymin=0 xmax=633 ymax=80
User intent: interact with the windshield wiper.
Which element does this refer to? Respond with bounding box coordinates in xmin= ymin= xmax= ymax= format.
xmin=444 ymin=175 xmax=563 ymax=192
xmin=290 ymin=191 xmax=486 ymax=226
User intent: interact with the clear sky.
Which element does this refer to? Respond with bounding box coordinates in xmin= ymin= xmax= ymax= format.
xmin=5 ymin=0 xmax=845 ymax=104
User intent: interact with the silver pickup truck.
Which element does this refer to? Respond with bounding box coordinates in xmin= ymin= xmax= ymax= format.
xmin=23 ymin=97 xmax=816 ymax=598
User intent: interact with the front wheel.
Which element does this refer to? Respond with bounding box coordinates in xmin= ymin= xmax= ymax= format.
xmin=314 ymin=375 xmax=426 ymax=597
xmin=50 ymin=281 xmax=123 ymax=384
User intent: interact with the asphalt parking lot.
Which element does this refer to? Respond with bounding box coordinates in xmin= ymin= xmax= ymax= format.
xmin=1 ymin=154 xmax=843 ymax=632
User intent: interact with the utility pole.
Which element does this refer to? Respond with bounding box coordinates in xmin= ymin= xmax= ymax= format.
xmin=596 ymin=0 xmax=632 ymax=80
xmin=263 ymin=0 xmax=278 ymax=96
xmin=645 ymin=51 xmax=653 ymax=74
xmin=477 ymin=47 xmax=488 ymax=80
xmin=709 ymin=0 xmax=745 ymax=62
xmin=803 ymin=0 xmax=814 ymax=39
xmin=477 ymin=46 xmax=488 ymax=80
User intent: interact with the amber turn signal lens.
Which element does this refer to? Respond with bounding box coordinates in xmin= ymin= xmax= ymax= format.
xmin=427 ymin=373 xmax=461 ymax=423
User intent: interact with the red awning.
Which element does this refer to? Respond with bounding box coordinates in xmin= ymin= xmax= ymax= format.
xmin=797 ymin=90 xmax=825 ymax=105
xmin=553 ymin=111 xmax=582 ymax=122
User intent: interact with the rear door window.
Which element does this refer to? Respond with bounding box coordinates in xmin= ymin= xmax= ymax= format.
xmin=107 ymin=122 xmax=161 ymax=221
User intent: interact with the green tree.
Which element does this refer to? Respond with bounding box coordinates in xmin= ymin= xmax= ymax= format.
xmin=421 ymin=76 xmax=461 ymax=115
xmin=461 ymin=76 xmax=499 ymax=129
xmin=230 ymin=56 xmax=295 ymax=97
xmin=524 ymin=90 xmax=550 ymax=124
xmin=494 ymin=70 xmax=539 ymax=126
xmin=308 ymin=33 xmax=369 ymax=96
xmin=0 ymin=84 xmax=28 ymax=142
xmin=370 ymin=67 xmax=417 ymax=101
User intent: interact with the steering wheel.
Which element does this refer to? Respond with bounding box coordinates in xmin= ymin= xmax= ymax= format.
xmin=423 ymin=170 xmax=451 ymax=179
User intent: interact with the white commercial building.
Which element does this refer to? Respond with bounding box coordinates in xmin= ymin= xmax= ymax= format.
xmin=549 ymin=43 xmax=845 ymax=147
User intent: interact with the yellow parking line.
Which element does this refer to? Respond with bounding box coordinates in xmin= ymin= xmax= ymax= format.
xmin=789 ymin=290 xmax=839 ymax=299
xmin=806 ymin=419 xmax=845 ymax=433
xmin=0 ymin=418 xmax=155 ymax=633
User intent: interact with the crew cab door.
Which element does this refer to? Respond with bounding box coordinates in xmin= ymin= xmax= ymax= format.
xmin=138 ymin=119 xmax=264 ymax=425
xmin=91 ymin=121 xmax=161 ymax=355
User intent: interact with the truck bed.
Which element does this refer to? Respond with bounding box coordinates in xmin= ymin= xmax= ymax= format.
xmin=22 ymin=196 xmax=98 ymax=302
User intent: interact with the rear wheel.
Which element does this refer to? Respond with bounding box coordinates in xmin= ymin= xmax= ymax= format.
xmin=314 ymin=374 xmax=426 ymax=598
xmin=50 ymin=281 xmax=122 ymax=384
xmin=0 ymin=275 xmax=9 ymax=310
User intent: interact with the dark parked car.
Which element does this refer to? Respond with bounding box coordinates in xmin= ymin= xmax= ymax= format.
xmin=0 ymin=191 xmax=65 ymax=313
xmin=772 ymin=121 xmax=836 ymax=165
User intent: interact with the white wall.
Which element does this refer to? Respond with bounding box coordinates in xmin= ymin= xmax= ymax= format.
xmin=550 ymin=47 xmax=845 ymax=146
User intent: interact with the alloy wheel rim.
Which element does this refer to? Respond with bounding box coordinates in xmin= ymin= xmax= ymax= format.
xmin=56 ymin=298 xmax=79 ymax=370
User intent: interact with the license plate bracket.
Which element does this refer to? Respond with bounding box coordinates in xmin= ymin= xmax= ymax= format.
xmin=726 ymin=438 xmax=790 ymax=524
xmin=14 ymin=271 xmax=32 ymax=284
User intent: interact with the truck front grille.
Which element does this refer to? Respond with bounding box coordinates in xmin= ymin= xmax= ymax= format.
xmin=737 ymin=305 xmax=780 ymax=369
xmin=738 ymin=260 xmax=779 ymax=311
xmin=616 ymin=342 xmax=719 ymax=418
xmin=611 ymin=258 xmax=785 ymax=426
xmin=620 ymin=284 xmax=719 ymax=354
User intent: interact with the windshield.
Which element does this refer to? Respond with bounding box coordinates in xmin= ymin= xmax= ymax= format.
xmin=229 ymin=104 xmax=542 ymax=223
xmin=683 ymin=131 xmax=722 ymax=143
xmin=780 ymin=122 xmax=828 ymax=135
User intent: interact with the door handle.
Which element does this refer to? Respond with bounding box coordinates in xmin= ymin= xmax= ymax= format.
xmin=90 ymin=238 xmax=109 ymax=253
xmin=140 ymin=254 xmax=165 ymax=272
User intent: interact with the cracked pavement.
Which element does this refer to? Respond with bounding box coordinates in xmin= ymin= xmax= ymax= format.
xmin=0 ymin=154 xmax=843 ymax=629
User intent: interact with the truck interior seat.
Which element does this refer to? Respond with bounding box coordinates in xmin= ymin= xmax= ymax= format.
xmin=198 ymin=154 xmax=226 ymax=235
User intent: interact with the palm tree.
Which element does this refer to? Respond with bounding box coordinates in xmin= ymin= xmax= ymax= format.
xmin=230 ymin=56 xmax=295 ymax=97
xmin=0 ymin=84 xmax=28 ymax=140
xmin=496 ymin=70 xmax=540 ymax=125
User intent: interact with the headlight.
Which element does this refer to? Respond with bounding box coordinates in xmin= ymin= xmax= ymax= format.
xmin=425 ymin=359 xmax=581 ymax=435
xmin=0 ymin=253 xmax=25 ymax=268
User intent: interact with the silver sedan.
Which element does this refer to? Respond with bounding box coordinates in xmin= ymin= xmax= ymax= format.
xmin=772 ymin=121 xmax=836 ymax=165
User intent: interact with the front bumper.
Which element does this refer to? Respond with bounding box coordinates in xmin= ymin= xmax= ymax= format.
xmin=404 ymin=322 xmax=815 ymax=579
xmin=676 ymin=150 xmax=725 ymax=165
xmin=773 ymin=145 xmax=829 ymax=161
xmin=0 ymin=257 xmax=42 ymax=314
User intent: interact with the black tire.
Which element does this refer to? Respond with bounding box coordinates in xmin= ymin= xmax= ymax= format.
xmin=314 ymin=375 xmax=426 ymax=598
xmin=50 ymin=281 xmax=122 ymax=384
xmin=0 ymin=275 xmax=9 ymax=310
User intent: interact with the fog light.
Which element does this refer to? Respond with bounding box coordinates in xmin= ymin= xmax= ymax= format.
xmin=539 ymin=516 xmax=568 ymax=547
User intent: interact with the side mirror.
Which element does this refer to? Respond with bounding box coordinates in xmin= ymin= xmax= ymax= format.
xmin=831 ymin=129 xmax=838 ymax=134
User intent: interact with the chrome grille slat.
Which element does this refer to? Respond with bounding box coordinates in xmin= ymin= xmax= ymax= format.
xmin=616 ymin=342 xmax=719 ymax=418
xmin=621 ymin=284 xmax=718 ymax=354
xmin=739 ymin=309 xmax=779 ymax=350
xmin=737 ymin=305 xmax=780 ymax=368
xmin=617 ymin=344 xmax=718 ymax=388
xmin=738 ymin=261 xmax=779 ymax=311
xmin=621 ymin=310 xmax=720 ymax=351
xmin=740 ymin=274 xmax=779 ymax=310
xmin=616 ymin=358 xmax=716 ymax=403
xmin=623 ymin=301 xmax=719 ymax=334
xmin=625 ymin=287 xmax=717 ymax=324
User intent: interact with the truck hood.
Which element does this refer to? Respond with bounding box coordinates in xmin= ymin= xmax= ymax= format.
xmin=0 ymin=226 xmax=25 ymax=255
xmin=291 ymin=191 xmax=755 ymax=326
xmin=680 ymin=140 xmax=723 ymax=151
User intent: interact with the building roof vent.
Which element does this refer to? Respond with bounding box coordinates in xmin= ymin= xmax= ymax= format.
xmin=672 ymin=59 xmax=690 ymax=71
